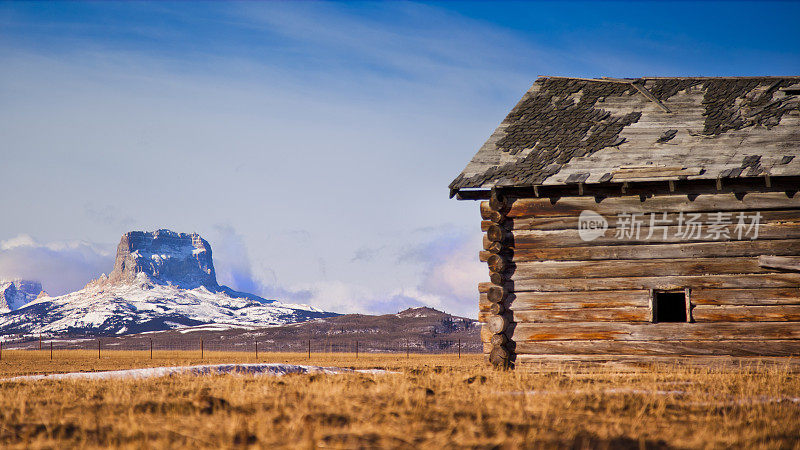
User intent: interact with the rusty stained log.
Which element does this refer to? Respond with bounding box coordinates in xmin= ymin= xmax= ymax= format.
xmin=486 ymin=224 xmax=512 ymax=243
xmin=504 ymin=257 xmax=776 ymax=280
xmin=480 ymin=324 xmax=493 ymax=342
xmin=510 ymin=322 xmax=800 ymax=342
xmin=483 ymin=239 xmax=512 ymax=255
xmin=692 ymin=305 xmax=800 ymax=322
xmin=483 ymin=240 xmax=506 ymax=254
xmin=495 ymin=191 xmax=800 ymax=219
xmin=513 ymin=340 xmax=800 ymax=357
xmin=486 ymin=254 xmax=509 ymax=272
xmin=506 ymin=273 xmax=800 ymax=292
xmin=479 ymin=239 xmax=800 ymax=263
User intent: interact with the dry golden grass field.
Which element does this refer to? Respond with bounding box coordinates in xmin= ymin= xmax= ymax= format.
xmin=0 ymin=350 xmax=798 ymax=449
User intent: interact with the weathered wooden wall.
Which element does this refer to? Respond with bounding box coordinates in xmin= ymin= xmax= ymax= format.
xmin=477 ymin=191 xmax=800 ymax=367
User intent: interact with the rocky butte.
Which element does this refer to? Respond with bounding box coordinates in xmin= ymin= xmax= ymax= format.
xmin=106 ymin=230 xmax=218 ymax=290
xmin=0 ymin=229 xmax=337 ymax=337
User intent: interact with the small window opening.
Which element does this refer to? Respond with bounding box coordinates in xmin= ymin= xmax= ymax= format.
xmin=654 ymin=291 xmax=687 ymax=323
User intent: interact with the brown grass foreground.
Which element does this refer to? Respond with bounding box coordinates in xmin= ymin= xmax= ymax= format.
xmin=0 ymin=351 xmax=798 ymax=449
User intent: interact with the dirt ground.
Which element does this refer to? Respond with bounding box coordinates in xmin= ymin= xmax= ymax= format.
xmin=0 ymin=351 xmax=798 ymax=449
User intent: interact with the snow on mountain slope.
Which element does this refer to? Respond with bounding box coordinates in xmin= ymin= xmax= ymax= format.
xmin=0 ymin=230 xmax=336 ymax=336
xmin=0 ymin=275 xmax=330 ymax=335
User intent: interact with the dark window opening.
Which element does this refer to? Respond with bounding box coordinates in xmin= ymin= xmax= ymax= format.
xmin=655 ymin=291 xmax=687 ymax=322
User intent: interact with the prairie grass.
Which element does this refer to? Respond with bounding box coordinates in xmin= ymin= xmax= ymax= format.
xmin=0 ymin=350 xmax=798 ymax=449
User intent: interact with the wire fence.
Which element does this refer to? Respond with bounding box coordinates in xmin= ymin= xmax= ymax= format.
xmin=0 ymin=333 xmax=483 ymax=361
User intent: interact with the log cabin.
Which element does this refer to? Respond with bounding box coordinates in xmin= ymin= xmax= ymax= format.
xmin=449 ymin=76 xmax=800 ymax=368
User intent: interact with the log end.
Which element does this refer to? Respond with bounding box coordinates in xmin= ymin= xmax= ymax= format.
xmin=487 ymin=286 xmax=508 ymax=304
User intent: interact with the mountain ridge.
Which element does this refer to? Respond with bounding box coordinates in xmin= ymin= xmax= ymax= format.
xmin=0 ymin=229 xmax=338 ymax=337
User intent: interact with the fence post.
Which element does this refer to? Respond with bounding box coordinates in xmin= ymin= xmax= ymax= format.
xmin=458 ymin=338 xmax=461 ymax=359
xmin=355 ymin=340 xmax=358 ymax=359
xmin=307 ymin=340 xmax=311 ymax=359
xmin=39 ymin=333 xmax=42 ymax=351
xmin=406 ymin=339 xmax=409 ymax=359
xmin=255 ymin=341 xmax=258 ymax=359
xmin=201 ymin=339 xmax=204 ymax=360
xmin=150 ymin=339 xmax=153 ymax=360
xmin=1 ymin=340 xmax=3 ymax=362
xmin=50 ymin=341 xmax=53 ymax=361
xmin=98 ymin=339 xmax=101 ymax=360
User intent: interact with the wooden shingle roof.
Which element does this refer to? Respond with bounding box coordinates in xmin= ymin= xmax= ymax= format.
xmin=450 ymin=76 xmax=800 ymax=194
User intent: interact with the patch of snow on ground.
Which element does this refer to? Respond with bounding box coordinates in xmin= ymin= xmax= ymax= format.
xmin=1 ymin=364 xmax=396 ymax=382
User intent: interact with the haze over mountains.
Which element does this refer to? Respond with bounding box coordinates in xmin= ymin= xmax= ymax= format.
xmin=0 ymin=280 xmax=45 ymax=313
xmin=0 ymin=229 xmax=337 ymax=336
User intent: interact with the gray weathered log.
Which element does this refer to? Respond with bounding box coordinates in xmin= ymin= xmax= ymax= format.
xmin=758 ymin=255 xmax=800 ymax=272
xmin=490 ymin=333 xmax=508 ymax=346
xmin=510 ymin=322 xmax=800 ymax=342
xmin=487 ymin=314 xmax=510 ymax=334
xmin=691 ymin=288 xmax=800 ymax=306
xmin=513 ymin=339 xmax=800 ymax=357
xmin=506 ymin=257 xmax=772 ymax=280
xmin=500 ymin=222 xmax=800 ymax=248
xmin=479 ymin=239 xmax=800 ymax=262
xmin=488 ymin=345 xmax=510 ymax=367
xmin=487 ymin=286 xmax=508 ymax=303
xmin=489 ymin=302 xmax=505 ymax=315
xmin=496 ymin=210 xmax=800 ymax=233
xmin=500 ymin=192 xmax=800 ymax=218
xmin=489 ymin=271 xmax=505 ymax=286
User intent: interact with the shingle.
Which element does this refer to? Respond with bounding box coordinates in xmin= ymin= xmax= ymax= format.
xmin=449 ymin=76 xmax=800 ymax=190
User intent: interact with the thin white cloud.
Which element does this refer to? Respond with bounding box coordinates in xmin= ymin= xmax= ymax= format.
xmin=0 ymin=235 xmax=114 ymax=296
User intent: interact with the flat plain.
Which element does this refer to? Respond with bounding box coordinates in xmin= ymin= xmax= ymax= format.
xmin=0 ymin=351 xmax=798 ymax=449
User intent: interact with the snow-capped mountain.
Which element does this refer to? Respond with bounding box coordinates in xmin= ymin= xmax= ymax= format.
xmin=0 ymin=229 xmax=336 ymax=336
xmin=0 ymin=280 xmax=45 ymax=313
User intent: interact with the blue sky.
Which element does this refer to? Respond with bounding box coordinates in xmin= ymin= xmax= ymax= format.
xmin=1 ymin=1 xmax=799 ymax=317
